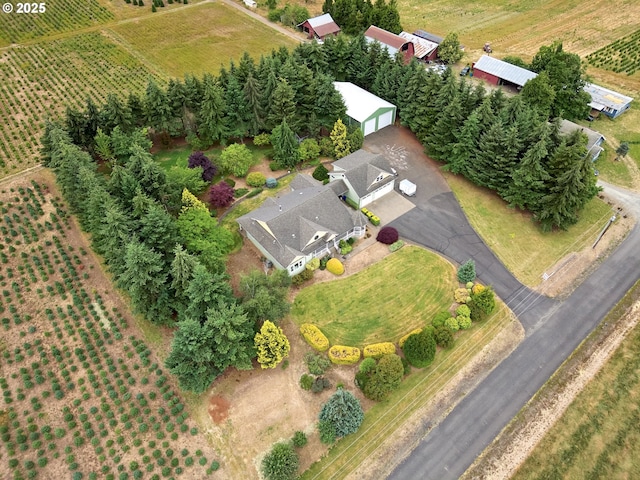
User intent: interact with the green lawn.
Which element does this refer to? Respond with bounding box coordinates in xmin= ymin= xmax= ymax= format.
xmin=290 ymin=246 xmax=456 ymax=347
xmin=444 ymin=172 xmax=614 ymax=287
xmin=109 ymin=2 xmax=297 ymax=78
xmin=153 ymin=142 xmax=271 ymax=172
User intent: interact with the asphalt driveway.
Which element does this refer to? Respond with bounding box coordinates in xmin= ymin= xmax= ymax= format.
xmin=362 ymin=126 xmax=640 ymax=479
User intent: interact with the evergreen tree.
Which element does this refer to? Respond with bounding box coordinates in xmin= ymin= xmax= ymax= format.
xmin=198 ymin=76 xmax=228 ymax=146
xmin=183 ymin=263 xmax=234 ymax=322
xmin=144 ymin=80 xmax=172 ymax=134
xmin=520 ymin=71 xmax=556 ymax=120
xmin=438 ymin=32 xmax=464 ymax=64
xmin=224 ymin=74 xmax=250 ymax=141
xmin=267 ymin=78 xmax=297 ymax=132
xmin=425 ymin=94 xmax=464 ymax=161
xmin=239 ymin=269 xmax=291 ymax=325
xmin=65 ymin=106 xmax=89 ymax=147
xmin=118 ymin=239 xmax=172 ymax=322
xmin=101 ymin=93 xmax=133 ymax=134
xmin=313 ymin=73 xmax=347 ymax=132
xmin=126 ymin=145 xmax=167 ymax=203
xmin=138 ymin=202 xmax=180 ymax=258
xmin=446 ymin=110 xmax=480 ymax=176
xmin=318 ymin=388 xmax=364 ymax=438
xmin=255 ymin=320 xmax=290 ymax=369
xmin=270 ymin=119 xmax=299 ymax=168
xmin=467 ymin=120 xmax=505 ymax=189
xmin=127 ymin=93 xmax=146 ymax=128
xmin=243 ymin=73 xmax=265 ymax=136
xmin=94 ymin=128 xmax=114 ymax=162
xmin=183 ymin=74 xmax=203 ymax=116
xmin=503 ymin=135 xmax=551 ymax=211
xmin=330 ymin=118 xmax=351 ymax=159
xmin=170 ymin=244 xmax=200 ymax=297
xmin=166 ymin=78 xmax=187 ymax=135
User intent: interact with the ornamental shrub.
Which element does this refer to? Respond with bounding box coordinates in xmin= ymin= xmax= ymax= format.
xmin=312 ymin=164 xmax=329 ymax=182
xmin=261 ymin=442 xmax=298 ymax=480
xmin=338 ymin=239 xmax=352 ymax=255
xmin=454 ymin=288 xmax=471 ymax=304
xmin=253 ymin=133 xmax=271 ymax=146
xmin=398 ymin=328 xmax=422 ymax=348
xmin=389 ymin=240 xmax=404 ymax=252
xmin=402 ymin=329 xmax=437 ymax=368
xmin=291 ymin=269 xmax=313 ymax=286
xmin=305 ymin=258 xmax=320 ymax=271
xmin=432 ymin=311 xmax=451 ymax=328
xmin=457 ymin=259 xmax=476 ymax=283
xmin=444 ymin=317 xmax=460 ymax=332
xmin=434 ymin=326 xmax=454 ymax=349
xmin=363 ymin=342 xmax=396 ymax=359
xmin=299 ymin=138 xmax=321 ymax=162
xmin=455 ymin=305 xmax=471 ymax=318
xmin=311 ymin=376 xmax=330 ymax=393
xmin=299 ymin=374 xmax=313 ymax=391
xmin=328 ymin=345 xmax=361 ymax=365
xmin=304 ymin=352 xmax=331 ymax=375
xmin=187 ymin=151 xmax=217 ymax=182
xmin=318 ymin=420 xmax=336 ymax=444
xmin=457 ymin=315 xmax=472 ymax=330
xmin=469 ymin=286 xmax=496 ymax=321
xmin=319 ymin=389 xmax=364 ymax=439
xmin=472 ymin=283 xmax=485 ymax=295
xmin=326 ymin=258 xmax=344 ymax=275
xmin=209 ymin=182 xmax=234 ymax=208
xmin=358 ymin=358 xmax=377 ymax=375
xmin=362 ymin=354 xmax=404 ymax=401
xmin=292 ymin=431 xmax=307 ymax=448
xmin=246 ymin=172 xmax=266 ymax=187
xmin=376 ymin=226 xmax=399 ymax=244
xmin=300 ymin=324 xmax=330 ymax=352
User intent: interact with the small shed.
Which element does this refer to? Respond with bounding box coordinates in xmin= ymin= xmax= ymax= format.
xmin=399 ymin=31 xmax=439 ymax=62
xmin=297 ymin=13 xmax=340 ymax=42
xmin=472 ymin=55 xmax=537 ymax=88
xmin=364 ymin=25 xmax=415 ymax=64
xmin=559 ymin=120 xmax=606 ymax=161
xmin=333 ymin=82 xmax=396 ymax=136
xmin=584 ymin=83 xmax=633 ymax=119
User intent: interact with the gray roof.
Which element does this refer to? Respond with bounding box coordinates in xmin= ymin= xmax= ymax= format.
xmin=584 ymin=83 xmax=633 ymax=112
xmin=399 ymin=31 xmax=438 ymax=59
xmin=332 ymin=150 xmax=395 ymax=198
xmin=413 ymin=30 xmax=443 ymax=44
xmin=237 ymin=175 xmax=365 ymax=267
xmin=473 ymin=55 xmax=537 ymax=87
xmin=559 ymin=119 xmax=605 ymax=153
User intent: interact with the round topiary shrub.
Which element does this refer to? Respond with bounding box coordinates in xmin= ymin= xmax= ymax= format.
xmin=402 ymin=330 xmax=437 ymax=368
xmin=246 ymin=172 xmax=266 ymax=187
xmin=376 ymin=226 xmax=399 ymax=245
xmin=312 ymin=164 xmax=329 ymax=182
xmin=431 ymin=311 xmax=451 ymax=328
xmin=457 ymin=315 xmax=472 ymax=330
xmin=444 ymin=317 xmax=460 ymax=332
xmin=434 ymin=325 xmax=454 ymax=349
xmin=326 ymin=258 xmax=344 ymax=275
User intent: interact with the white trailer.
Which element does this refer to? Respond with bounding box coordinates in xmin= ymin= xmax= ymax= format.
xmin=399 ymin=179 xmax=416 ymax=196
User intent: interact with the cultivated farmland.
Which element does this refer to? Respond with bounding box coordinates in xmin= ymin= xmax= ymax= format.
xmin=0 ymin=0 xmax=113 ymax=47
xmin=0 ymin=172 xmax=222 ymax=479
xmin=0 ymin=32 xmax=167 ymax=174
xmin=587 ymin=29 xmax=640 ymax=76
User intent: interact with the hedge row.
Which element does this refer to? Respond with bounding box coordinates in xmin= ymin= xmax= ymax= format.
xmin=328 ymin=345 xmax=361 ymax=365
xmin=360 ymin=207 xmax=380 ymax=226
xmin=363 ymin=342 xmax=396 ymax=359
xmin=300 ymin=324 xmax=330 ymax=352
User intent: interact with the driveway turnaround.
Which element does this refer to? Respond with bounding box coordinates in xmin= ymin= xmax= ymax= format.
xmin=362 ymin=127 xmax=640 ymax=479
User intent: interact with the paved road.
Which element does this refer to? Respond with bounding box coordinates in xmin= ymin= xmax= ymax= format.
xmin=364 ymin=128 xmax=640 ymax=479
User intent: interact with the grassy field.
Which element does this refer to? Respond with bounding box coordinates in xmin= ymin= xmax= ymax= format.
xmin=511 ymin=293 xmax=640 ymax=479
xmin=109 ymin=2 xmax=297 ymax=78
xmin=301 ymin=299 xmax=515 ymax=479
xmin=290 ymin=246 xmax=456 ymax=346
xmin=0 ymin=31 xmax=167 ymax=175
xmin=153 ymin=142 xmax=271 ymax=172
xmin=443 ymin=172 xmax=614 ymax=287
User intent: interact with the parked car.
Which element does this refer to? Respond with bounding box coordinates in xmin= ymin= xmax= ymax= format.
xmin=460 ymin=65 xmax=470 ymax=76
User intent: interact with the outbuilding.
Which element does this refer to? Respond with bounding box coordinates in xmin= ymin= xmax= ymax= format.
xmin=297 ymin=13 xmax=340 ymax=42
xmin=333 ymin=82 xmax=396 ymax=136
xmin=584 ymin=83 xmax=633 ymax=119
xmin=472 ymin=55 xmax=537 ymax=88
xmin=399 ymin=31 xmax=439 ymax=62
xmin=364 ymin=25 xmax=415 ymax=64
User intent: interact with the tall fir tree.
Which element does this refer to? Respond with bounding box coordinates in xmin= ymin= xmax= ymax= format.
xmin=243 ymin=73 xmax=265 ymax=136
xmin=270 ymin=119 xmax=299 ymax=168
xmin=198 ymin=75 xmax=228 ymax=145
xmin=267 ymin=78 xmax=297 ymax=133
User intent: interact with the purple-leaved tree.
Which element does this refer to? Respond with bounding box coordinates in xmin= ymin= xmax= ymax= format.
xmin=188 ymin=151 xmax=217 ymax=182
xmin=209 ymin=181 xmax=234 ymax=208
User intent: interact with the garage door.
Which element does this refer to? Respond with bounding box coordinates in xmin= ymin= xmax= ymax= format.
xmin=377 ymin=110 xmax=394 ymax=130
xmin=363 ymin=118 xmax=376 ymax=136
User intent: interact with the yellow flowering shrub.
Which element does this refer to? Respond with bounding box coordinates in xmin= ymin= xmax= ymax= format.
xmin=300 ymin=324 xmax=330 ymax=352
xmin=363 ymin=342 xmax=396 ymax=359
xmin=328 ymin=345 xmax=361 ymax=365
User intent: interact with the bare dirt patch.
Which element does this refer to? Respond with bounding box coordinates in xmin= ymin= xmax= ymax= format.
xmin=208 ymin=395 xmax=231 ymax=424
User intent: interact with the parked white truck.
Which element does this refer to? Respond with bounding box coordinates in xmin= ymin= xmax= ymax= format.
xmin=399 ymin=179 xmax=416 ymax=196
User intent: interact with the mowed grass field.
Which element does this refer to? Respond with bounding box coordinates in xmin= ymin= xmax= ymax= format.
xmin=290 ymin=246 xmax=456 ymax=346
xmin=512 ymin=306 xmax=640 ymax=479
xmin=109 ymin=2 xmax=298 ymax=78
xmin=443 ymin=172 xmax=614 ymax=287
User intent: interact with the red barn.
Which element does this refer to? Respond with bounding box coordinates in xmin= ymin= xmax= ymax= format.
xmin=297 ymin=13 xmax=341 ymax=42
xmin=399 ymin=31 xmax=439 ymax=63
xmin=364 ymin=25 xmax=415 ymax=64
